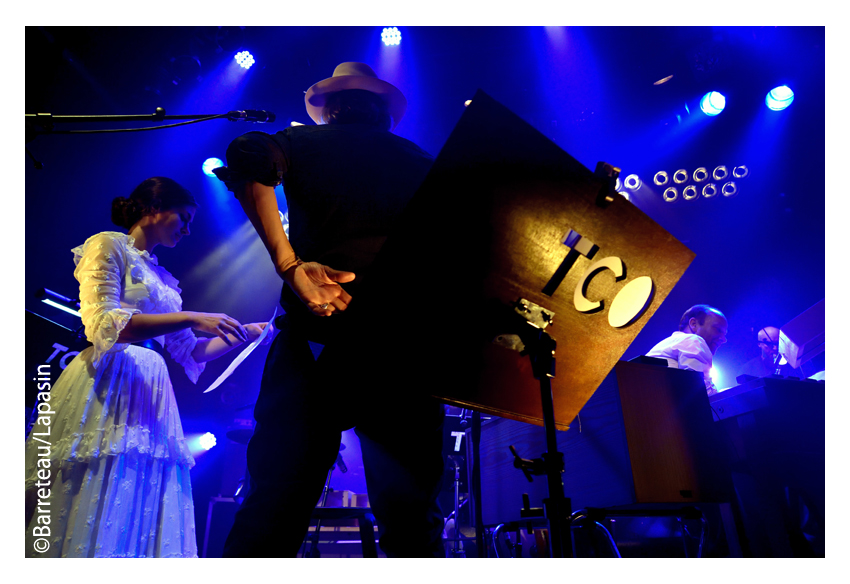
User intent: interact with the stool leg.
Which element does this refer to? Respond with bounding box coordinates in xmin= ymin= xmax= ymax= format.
xmin=358 ymin=513 xmax=378 ymax=558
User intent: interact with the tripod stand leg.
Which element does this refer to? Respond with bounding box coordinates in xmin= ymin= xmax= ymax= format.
xmin=305 ymin=467 xmax=334 ymax=557
xmin=533 ymin=336 xmax=573 ymax=558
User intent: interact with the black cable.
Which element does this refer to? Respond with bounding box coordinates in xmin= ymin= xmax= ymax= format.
xmin=29 ymin=114 xmax=229 ymax=134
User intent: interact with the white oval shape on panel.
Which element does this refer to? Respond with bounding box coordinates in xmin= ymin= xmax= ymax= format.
xmin=608 ymin=276 xmax=654 ymax=328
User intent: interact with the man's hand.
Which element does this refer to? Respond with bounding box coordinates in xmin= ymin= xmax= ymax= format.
xmin=244 ymin=322 xmax=275 ymax=344
xmin=282 ymin=262 xmax=356 ymax=316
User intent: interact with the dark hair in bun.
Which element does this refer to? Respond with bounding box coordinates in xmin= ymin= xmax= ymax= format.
xmin=111 ymin=177 xmax=198 ymax=230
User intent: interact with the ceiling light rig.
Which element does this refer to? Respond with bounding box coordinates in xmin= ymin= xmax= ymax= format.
xmin=721 ymin=182 xmax=738 ymax=198
xmin=699 ymin=91 xmax=726 ymax=116
xmin=663 ymin=187 xmax=679 ymax=203
xmin=381 ymin=27 xmax=402 ymax=46
xmin=765 ymin=85 xmax=794 ymax=111
xmin=654 ymin=164 xmax=749 ymax=203
xmin=235 ymin=50 xmax=255 ymax=69
xmin=624 ymin=174 xmax=642 ymax=190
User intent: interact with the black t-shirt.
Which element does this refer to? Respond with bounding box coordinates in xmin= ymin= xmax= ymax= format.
xmin=217 ymin=123 xmax=433 ymax=313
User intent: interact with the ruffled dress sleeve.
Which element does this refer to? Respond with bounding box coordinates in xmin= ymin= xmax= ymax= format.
xmin=72 ymin=233 xmax=141 ymax=368
xmin=154 ymin=266 xmax=206 ymax=385
xmin=164 ymin=328 xmax=205 ymax=384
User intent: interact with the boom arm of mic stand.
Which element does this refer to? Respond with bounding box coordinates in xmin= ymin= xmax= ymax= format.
xmin=24 ymin=107 xmax=257 ymax=137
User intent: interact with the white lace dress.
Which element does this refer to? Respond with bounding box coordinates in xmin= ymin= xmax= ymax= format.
xmin=24 ymin=231 xmax=205 ymax=558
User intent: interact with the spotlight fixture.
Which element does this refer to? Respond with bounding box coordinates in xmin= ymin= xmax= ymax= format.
xmin=721 ymin=182 xmax=738 ymax=198
xmin=682 ymin=185 xmax=699 ymax=201
xmin=766 ymin=85 xmax=794 ymax=111
xmin=624 ymin=174 xmax=642 ymax=190
xmin=615 ymin=177 xmax=623 ymax=192
xmin=199 ymin=432 xmax=217 ymax=450
xmin=235 ymin=50 xmax=254 ymax=69
xmin=673 ymin=169 xmax=689 ymax=184
xmin=732 ymin=165 xmax=749 ymax=179
xmin=653 ymin=171 xmax=669 ymax=186
xmin=710 ymin=366 xmax=721 ymax=384
xmin=693 ymin=167 xmax=709 ymax=183
xmin=618 ymin=190 xmax=631 ymax=201
xmin=713 ymin=166 xmax=728 ymax=181
xmin=702 ymin=183 xmax=718 ymax=198
xmin=699 ymin=91 xmax=726 ymax=116
xmin=202 ymin=157 xmax=224 ymax=177
xmin=663 ymin=187 xmax=678 ymax=202
xmin=381 ymin=27 xmax=402 ymax=46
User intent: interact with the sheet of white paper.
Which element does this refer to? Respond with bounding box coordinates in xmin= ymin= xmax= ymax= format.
xmin=203 ymin=308 xmax=277 ymax=394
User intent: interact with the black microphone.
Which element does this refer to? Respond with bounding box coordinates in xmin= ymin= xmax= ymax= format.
xmin=335 ymin=452 xmax=348 ymax=473
xmin=227 ymin=110 xmax=276 ymax=123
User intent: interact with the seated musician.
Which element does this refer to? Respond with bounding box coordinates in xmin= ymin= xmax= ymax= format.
xmin=739 ymin=325 xmax=808 ymax=379
xmin=646 ymin=304 xmax=728 ymax=396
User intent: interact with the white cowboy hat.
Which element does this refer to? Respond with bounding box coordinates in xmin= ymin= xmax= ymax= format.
xmin=305 ymin=62 xmax=407 ymax=130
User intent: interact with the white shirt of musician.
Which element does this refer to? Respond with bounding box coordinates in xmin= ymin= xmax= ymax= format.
xmin=646 ymin=331 xmax=718 ymax=396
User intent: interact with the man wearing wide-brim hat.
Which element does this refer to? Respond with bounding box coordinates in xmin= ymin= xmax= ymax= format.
xmin=213 ymin=63 xmax=446 ymax=558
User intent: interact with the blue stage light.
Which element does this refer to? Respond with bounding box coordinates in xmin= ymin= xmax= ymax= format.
xmin=682 ymin=185 xmax=699 ymax=201
xmin=199 ymin=432 xmax=217 ymax=450
xmin=203 ymin=157 xmax=224 ymax=177
xmin=235 ymin=50 xmax=255 ymax=69
xmin=624 ymin=174 xmax=642 ymax=190
xmin=42 ymin=299 xmax=81 ymax=317
xmin=699 ymin=91 xmax=726 ymax=116
xmin=663 ymin=187 xmax=678 ymax=203
xmin=766 ymin=85 xmax=794 ymax=111
xmin=710 ymin=367 xmax=720 ymax=385
xmin=381 ymin=27 xmax=401 ymax=46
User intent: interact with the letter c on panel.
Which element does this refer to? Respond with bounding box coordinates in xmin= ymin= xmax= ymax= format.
xmin=574 ymin=256 xmax=624 ymax=313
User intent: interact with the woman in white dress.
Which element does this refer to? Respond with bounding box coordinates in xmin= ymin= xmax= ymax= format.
xmin=25 ymin=177 xmax=270 ymax=558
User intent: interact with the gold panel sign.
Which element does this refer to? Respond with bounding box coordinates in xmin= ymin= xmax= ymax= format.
xmin=319 ymin=90 xmax=694 ymax=430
